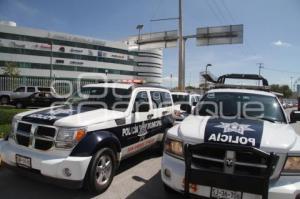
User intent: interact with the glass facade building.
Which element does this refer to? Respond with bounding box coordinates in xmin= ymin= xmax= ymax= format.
xmin=0 ymin=22 xmax=162 ymax=85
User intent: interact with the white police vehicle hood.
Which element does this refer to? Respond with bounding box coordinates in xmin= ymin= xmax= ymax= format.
xmin=18 ymin=105 xmax=126 ymax=128
xmin=177 ymin=115 xmax=297 ymax=153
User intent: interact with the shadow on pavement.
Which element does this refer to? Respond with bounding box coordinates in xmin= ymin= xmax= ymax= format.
xmin=0 ymin=148 xmax=163 ymax=199
xmin=126 ymin=171 xmax=185 ymax=199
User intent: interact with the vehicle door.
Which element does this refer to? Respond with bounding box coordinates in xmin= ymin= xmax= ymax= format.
xmin=122 ymin=90 xmax=152 ymax=152
xmin=149 ymin=91 xmax=172 ymax=135
xmin=11 ymin=87 xmax=26 ymax=99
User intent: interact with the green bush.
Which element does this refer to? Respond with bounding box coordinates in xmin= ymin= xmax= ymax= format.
xmin=0 ymin=106 xmax=28 ymax=138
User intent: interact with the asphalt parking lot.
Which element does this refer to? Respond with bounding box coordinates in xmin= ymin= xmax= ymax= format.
xmin=0 ymin=108 xmax=298 ymax=199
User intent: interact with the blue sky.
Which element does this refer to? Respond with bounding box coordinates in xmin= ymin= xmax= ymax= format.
xmin=1 ymin=0 xmax=300 ymax=88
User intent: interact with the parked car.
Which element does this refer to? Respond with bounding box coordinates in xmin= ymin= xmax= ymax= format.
xmin=11 ymin=92 xmax=66 ymax=108
xmin=0 ymin=86 xmax=56 ymax=105
xmin=171 ymin=92 xmax=202 ymax=121
xmin=0 ymin=82 xmax=174 ymax=194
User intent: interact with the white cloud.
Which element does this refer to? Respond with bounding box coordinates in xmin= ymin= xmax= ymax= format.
xmin=13 ymin=0 xmax=39 ymax=16
xmin=272 ymin=40 xmax=291 ymax=47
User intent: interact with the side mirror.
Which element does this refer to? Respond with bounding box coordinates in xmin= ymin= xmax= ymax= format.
xmin=134 ymin=103 xmax=150 ymax=113
xmin=180 ymin=104 xmax=192 ymax=114
xmin=290 ymin=110 xmax=300 ymax=123
xmin=192 ymin=102 xmax=197 ymax=106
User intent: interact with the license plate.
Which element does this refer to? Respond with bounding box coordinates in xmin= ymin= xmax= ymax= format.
xmin=16 ymin=154 xmax=31 ymax=168
xmin=211 ymin=187 xmax=242 ymax=199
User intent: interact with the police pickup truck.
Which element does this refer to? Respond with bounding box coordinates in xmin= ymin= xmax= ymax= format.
xmin=0 ymin=82 xmax=174 ymax=193
xmin=161 ymin=74 xmax=300 ymax=199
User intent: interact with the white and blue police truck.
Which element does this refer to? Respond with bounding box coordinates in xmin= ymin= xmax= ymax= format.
xmin=161 ymin=74 xmax=300 ymax=199
xmin=0 ymin=82 xmax=174 ymax=193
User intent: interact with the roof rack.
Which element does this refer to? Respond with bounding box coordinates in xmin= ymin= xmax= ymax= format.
xmin=217 ymin=74 xmax=269 ymax=86
xmin=213 ymin=83 xmax=270 ymax=91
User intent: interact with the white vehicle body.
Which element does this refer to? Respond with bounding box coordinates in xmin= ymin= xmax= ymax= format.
xmin=162 ymin=88 xmax=300 ymax=199
xmin=0 ymin=83 xmax=174 ymax=192
xmin=0 ymin=86 xmax=55 ymax=104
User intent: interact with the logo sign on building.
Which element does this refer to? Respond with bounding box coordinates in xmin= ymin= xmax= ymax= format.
xmin=70 ymin=48 xmax=83 ymax=53
xmin=196 ymin=24 xmax=243 ymax=46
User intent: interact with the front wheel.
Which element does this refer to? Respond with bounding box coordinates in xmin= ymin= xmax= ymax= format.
xmin=85 ymin=148 xmax=116 ymax=194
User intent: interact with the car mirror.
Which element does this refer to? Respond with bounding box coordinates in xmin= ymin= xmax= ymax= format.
xmin=180 ymin=104 xmax=192 ymax=114
xmin=290 ymin=110 xmax=300 ymax=123
xmin=192 ymin=102 xmax=197 ymax=106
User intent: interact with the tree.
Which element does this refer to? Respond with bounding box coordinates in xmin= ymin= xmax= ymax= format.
xmin=2 ymin=62 xmax=20 ymax=77
xmin=270 ymin=84 xmax=292 ymax=98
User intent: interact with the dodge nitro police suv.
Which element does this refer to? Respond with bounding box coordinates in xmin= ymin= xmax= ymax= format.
xmin=0 ymin=82 xmax=174 ymax=193
xmin=161 ymin=74 xmax=300 ymax=199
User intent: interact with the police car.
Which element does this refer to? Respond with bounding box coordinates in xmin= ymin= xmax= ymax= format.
xmin=0 ymin=82 xmax=174 ymax=193
xmin=161 ymin=74 xmax=300 ymax=199
xmin=172 ymin=92 xmax=202 ymax=122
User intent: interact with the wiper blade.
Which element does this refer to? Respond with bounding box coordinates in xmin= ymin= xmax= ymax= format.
xmin=259 ymin=117 xmax=277 ymax=123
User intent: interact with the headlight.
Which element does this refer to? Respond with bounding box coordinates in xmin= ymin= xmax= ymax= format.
xmin=164 ymin=136 xmax=184 ymax=159
xmin=9 ymin=117 xmax=18 ymax=139
xmin=55 ymin=128 xmax=86 ymax=149
xmin=283 ymin=156 xmax=300 ymax=174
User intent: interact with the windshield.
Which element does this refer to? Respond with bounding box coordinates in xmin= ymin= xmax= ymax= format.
xmin=172 ymin=94 xmax=189 ymax=104
xmin=195 ymin=92 xmax=286 ymax=123
xmin=67 ymin=87 xmax=132 ymax=111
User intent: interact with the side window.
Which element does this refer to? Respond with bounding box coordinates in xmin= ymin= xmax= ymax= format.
xmin=15 ymin=87 xmax=25 ymax=92
xmin=161 ymin=92 xmax=172 ymax=107
xmin=134 ymin=91 xmax=149 ymax=111
xmin=191 ymin=96 xmax=196 ymax=103
xmin=27 ymin=87 xmax=35 ymax=92
xmin=150 ymin=91 xmax=162 ymax=109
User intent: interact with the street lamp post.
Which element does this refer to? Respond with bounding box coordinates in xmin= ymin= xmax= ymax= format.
xmin=204 ymin=64 xmax=212 ymax=92
xmin=49 ymin=40 xmax=53 ymax=85
xmin=136 ymin=24 xmax=144 ymax=51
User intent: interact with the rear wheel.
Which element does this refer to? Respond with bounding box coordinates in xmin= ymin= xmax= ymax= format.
xmin=85 ymin=148 xmax=116 ymax=194
xmin=0 ymin=96 xmax=9 ymax=105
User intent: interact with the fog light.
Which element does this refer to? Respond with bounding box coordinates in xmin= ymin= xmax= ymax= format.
xmin=63 ymin=168 xmax=72 ymax=177
xmin=182 ymin=178 xmax=198 ymax=193
xmin=164 ymin=168 xmax=171 ymax=178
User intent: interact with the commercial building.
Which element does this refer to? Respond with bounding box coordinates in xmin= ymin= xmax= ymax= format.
xmin=0 ymin=21 xmax=162 ymax=86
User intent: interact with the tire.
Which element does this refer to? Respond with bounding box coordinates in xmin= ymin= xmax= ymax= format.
xmin=16 ymin=102 xmax=24 ymax=109
xmin=85 ymin=148 xmax=117 ymax=194
xmin=0 ymin=96 xmax=10 ymax=105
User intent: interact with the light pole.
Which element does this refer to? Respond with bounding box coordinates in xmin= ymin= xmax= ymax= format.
xmin=204 ymin=64 xmax=212 ymax=92
xmin=291 ymin=76 xmax=294 ymax=92
xmin=136 ymin=24 xmax=144 ymax=51
xmin=257 ymin=63 xmax=264 ymax=86
xmin=49 ymin=40 xmax=53 ymax=85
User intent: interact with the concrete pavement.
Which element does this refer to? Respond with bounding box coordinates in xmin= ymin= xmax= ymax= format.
xmin=0 ymin=108 xmax=299 ymax=199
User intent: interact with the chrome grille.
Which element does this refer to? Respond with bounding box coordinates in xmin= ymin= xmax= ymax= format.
xmin=15 ymin=122 xmax=57 ymax=151
xmin=190 ymin=144 xmax=275 ymax=177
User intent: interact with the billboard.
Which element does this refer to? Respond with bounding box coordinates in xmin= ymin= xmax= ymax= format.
xmin=196 ymin=24 xmax=243 ymax=46
xmin=128 ymin=30 xmax=178 ymax=50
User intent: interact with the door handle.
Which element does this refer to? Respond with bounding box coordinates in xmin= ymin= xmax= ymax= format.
xmin=162 ymin=111 xmax=169 ymax=116
xmin=147 ymin=114 xmax=154 ymax=120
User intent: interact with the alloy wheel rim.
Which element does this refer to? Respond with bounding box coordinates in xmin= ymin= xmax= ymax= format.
xmin=95 ymin=154 xmax=112 ymax=186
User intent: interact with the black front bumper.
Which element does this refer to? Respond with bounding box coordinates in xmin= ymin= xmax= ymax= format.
xmin=183 ymin=143 xmax=279 ymax=199
xmin=2 ymin=162 xmax=84 ymax=189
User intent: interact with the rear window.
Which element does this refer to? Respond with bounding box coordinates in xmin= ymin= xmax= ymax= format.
xmin=172 ymin=94 xmax=189 ymax=104
xmin=151 ymin=91 xmax=172 ymax=108
xmin=38 ymin=87 xmax=51 ymax=92
xmin=161 ymin=92 xmax=172 ymax=107
xmin=27 ymin=87 xmax=35 ymax=92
